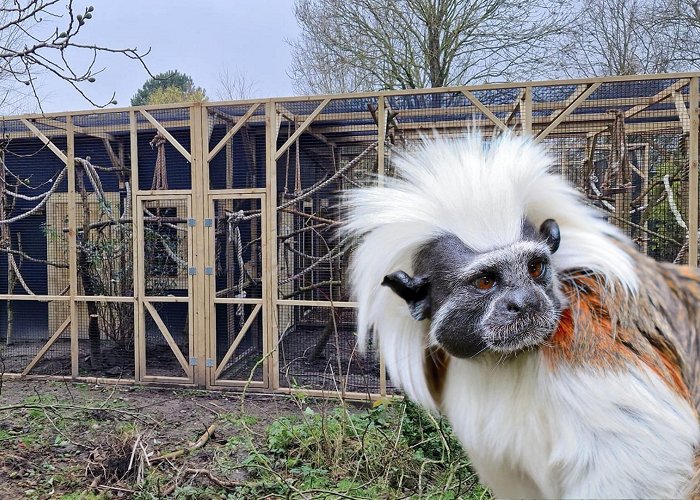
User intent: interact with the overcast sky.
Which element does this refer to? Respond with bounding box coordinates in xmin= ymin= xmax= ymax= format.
xmin=35 ymin=1 xmax=299 ymax=113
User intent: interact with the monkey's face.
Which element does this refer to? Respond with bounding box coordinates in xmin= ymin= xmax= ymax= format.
xmin=382 ymin=220 xmax=563 ymax=358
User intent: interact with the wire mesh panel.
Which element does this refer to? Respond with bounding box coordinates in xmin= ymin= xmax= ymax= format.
xmin=139 ymin=196 xmax=192 ymax=380
xmin=206 ymin=103 xmax=266 ymax=190
xmin=278 ymin=305 xmax=380 ymax=395
xmin=136 ymin=107 xmax=192 ymax=191
xmin=141 ymin=198 xmax=190 ymax=296
xmin=0 ymin=118 xmax=72 ymax=376
xmin=275 ymin=97 xmax=379 ymax=304
xmin=210 ymin=196 xmax=265 ymax=385
xmin=533 ymin=78 xmax=689 ymax=263
xmin=213 ymin=302 xmax=264 ymax=383
xmin=77 ymin=300 xmax=134 ymax=378
xmin=0 ymin=299 xmax=71 ymax=376
xmin=143 ymin=301 xmax=191 ymax=379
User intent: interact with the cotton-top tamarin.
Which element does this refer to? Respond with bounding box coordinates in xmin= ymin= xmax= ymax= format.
xmin=341 ymin=134 xmax=700 ymax=498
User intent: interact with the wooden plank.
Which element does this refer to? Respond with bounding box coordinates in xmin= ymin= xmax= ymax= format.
xmin=265 ymin=101 xmax=278 ymax=389
xmin=535 ymin=83 xmax=601 ymax=143
xmin=20 ymin=118 xmax=68 ymax=163
xmin=209 ymin=189 xmax=267 ymax=197
xmin=689 ymin=77 xmax=699 ymax=266
xmin=215 ymin=303 xmax=262 ymax=378
xmin=461 ymin=90 xmax=509 ymax=132
xmin=0 ymin=295 xmax=69 ymax=301
xmin=207 ymin=103 xmax=260 ymax=162
xmin=66 ymin=115 xmax=78 ymax=378
xmin=624 ymin=79 xmax=689 ymax=119
xmin=213 ymin=297 xmax=264 ymax=305
xmin=139 ymin=110 xmax=193 ymax=162
xmin=21 ymin=316 xmax=71 ymax=376
xmin=144 ymin=301 xmax=192 ymax=377
xmin=130 ymin=110 xmax=142 ymax=383
xmin=191 ymin=102 xmax=207 ymax=386
xmin=522 ymin=87 xmax=533 ymax=135
xmin=276 ymin=299 xmax=357 ymax=308
xmin=142 ymin=375 xmax=193 ymax=384
xmin=74 ymin=295 xmax=136 ymax=302
xmin=274 ymin=98 xmax=331 ymax=161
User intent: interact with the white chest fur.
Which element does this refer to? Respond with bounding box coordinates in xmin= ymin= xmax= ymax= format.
xmin=441 ymin=354 xmax=700 ymax=499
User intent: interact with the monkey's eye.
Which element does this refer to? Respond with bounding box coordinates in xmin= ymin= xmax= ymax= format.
xmin=473 ymin=275 xmax=496 ymax=290
xmin=528 ymin=259 xmax=546 ymax=278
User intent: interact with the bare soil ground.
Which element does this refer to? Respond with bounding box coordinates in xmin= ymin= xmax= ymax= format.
xmin=0 ymin=378 xmax=317 ymax=499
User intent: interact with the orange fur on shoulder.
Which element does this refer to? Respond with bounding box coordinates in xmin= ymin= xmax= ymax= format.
xmin=544 ymin=274 xmax=691 ymax=402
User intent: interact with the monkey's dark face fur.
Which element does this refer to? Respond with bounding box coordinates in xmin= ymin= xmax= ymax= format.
xmin=383 ymin=220 xmax=563 ymax=358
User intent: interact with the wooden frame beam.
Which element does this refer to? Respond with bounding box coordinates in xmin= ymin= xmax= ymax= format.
xmin=461 ymin=90 xmax=509 ymax=132
xmin=535 ymin=83 xmax=601 ymax=142
xmin=139 ymin=110 xmax=192 ymax=162
xmin=21 ymin=118 xmax=68 ymax=163
xmin=689 ymin=76 xmax=699 ymax=266
xmin=215 ymin=303 xmax=262 ymax=378
xmin=207 ymin=103 xmax=261 ymax=162
xmin=21 ymin=316 xmax=71 ymax=376
xmin=624 ymin=79 xmax=689 ymax=119
xmin=274 ymin=98 xmax=331 ymax=161
xmin=144 ymin=301 xmax=192 ymax=377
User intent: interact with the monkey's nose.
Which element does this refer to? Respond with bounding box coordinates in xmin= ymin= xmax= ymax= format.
xmin=506 ymin=300 xmax=523 ymax=313
xmin=501 ymin=290 xmax=539 ymax=316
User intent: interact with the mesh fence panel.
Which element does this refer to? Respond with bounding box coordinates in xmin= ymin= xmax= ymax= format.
xmin=144 ymin=301 xmax=189 ymax=378
xmin=136 ymin=108 xmax=191 ymax=191
xmin=206 ymin=103 xmax=266 ymax=190
xmin=0 ymin=299 xmax=71 ymax=376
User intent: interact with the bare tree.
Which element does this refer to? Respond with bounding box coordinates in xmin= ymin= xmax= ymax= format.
xmin=553 ymin=0 xmax=682 ymax=77
xmin=654 ymin=0 xmax=700 ymax=68
xmin=0 ymin=1 xmax=151 ymax=112
xmin=215 ymin=67 xmax=258 ymax=100
xmin=288 ymin=0 xmax=568 ymax=93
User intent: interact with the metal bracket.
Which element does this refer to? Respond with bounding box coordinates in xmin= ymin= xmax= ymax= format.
xmin=204 ymin=266 xmax=214 ymax=276
xmin=188 ymin=218 xmax=196 ymax=227
xmin=188 ymin=266 xmax=197 ymax=276
xmin=205 ymin=358 xmax=215 ymax=368
xmin=189 ymin=356 xmax=198 ymax=366
xmin=204 ymin=218 xmax=213 ymax=228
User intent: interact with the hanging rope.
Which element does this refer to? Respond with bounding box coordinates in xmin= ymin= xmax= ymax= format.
xmin=150 ymin=133 xmax=168 ymax=191
xmin=227 ymin=210 xmax=246 ymax=326
xmin=294 ymin=134 xmax=302 ymax=194
xmin=283 ymin=121 xmax=292 ymax=195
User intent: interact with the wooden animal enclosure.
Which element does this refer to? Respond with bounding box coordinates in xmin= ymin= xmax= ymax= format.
xmin=0 ymin=73 xmax=698 ymax=399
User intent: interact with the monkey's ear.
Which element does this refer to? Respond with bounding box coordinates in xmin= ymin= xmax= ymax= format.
xmin=382 ymin=271 xmax=432 ymax=321
xmin=539 ymin=219 xmax=560 ymax=253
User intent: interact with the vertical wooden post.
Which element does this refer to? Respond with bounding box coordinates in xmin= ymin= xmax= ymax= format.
xmin=129 ymin=110 xmax=142 ymax=381
xmin=689 ymin=77 xmax=699 ymax=267
xmin=200 ymin=104 xmax=213 ymax=388
xmin=265 ymin=101 xmax=279 ymax=390
xmin=190 ymin=103 xmax=207 ymax=386
xmin=377 ymin=95 xmax=387 ymax=397
xmin=66 ymin=115 xmax=78 ymax=378
xmin=522 ymin=87 xmax=533 ymax=136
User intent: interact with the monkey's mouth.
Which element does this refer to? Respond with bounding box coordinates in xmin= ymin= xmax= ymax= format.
xmin=482 ymin=313 xmax=560 ymax=354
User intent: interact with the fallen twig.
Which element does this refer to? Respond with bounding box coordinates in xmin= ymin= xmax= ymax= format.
xmin=151 ymin=423 xmax=216 ymax=463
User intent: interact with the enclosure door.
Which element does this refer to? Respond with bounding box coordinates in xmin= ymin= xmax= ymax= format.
xmin=207 ymin=194 xmax=267 ymax=388
xmin=136 ymin=195 xmax=195 ymax=384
